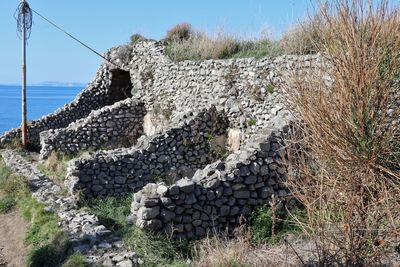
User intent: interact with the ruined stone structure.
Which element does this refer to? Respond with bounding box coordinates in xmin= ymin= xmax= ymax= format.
xmin=130 ymin=127 xmax=292 ymax=239
xmin=0 ymin=40 xmax=323 ymax=239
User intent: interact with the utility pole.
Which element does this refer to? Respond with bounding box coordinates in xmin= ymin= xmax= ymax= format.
xmin=21 ymin=0 xmax=28 ymax=148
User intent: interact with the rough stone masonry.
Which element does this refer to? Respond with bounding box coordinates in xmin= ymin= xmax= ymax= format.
xmin=0 ymin=40 xmax=324 ymax=239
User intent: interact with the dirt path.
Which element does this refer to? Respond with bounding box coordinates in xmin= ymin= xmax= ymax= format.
xmin=0 ymin=192 xmax=28 ymax=267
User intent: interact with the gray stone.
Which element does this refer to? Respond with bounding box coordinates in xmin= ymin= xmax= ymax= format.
xmin=249 ymin=162 xmax=260 ymax=175
xmin=115 ymin=176 xmax=126 ymax=184
xmin=117 ymin=260 xmax=133 ymax=267
xmin=260 ymin=165 xmax=269 ymax=176
xmin=233 ymin=190 xmax=250 ymax=199
xmin=176 ymin=179 xmax=195 ymax=193
xmin=239 ymin=166 xmax=250 ymax=176
xmin=161 ymin=209 xmax=175 ymax=222
xmin=157 ymin=185 xmax=168 ymax=196
xmin=137 ymin=206 xmax=160 ymax=220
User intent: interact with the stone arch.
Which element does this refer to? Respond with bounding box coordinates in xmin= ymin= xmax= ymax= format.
xmin=106 ymin=69 xmax=133 ymax=105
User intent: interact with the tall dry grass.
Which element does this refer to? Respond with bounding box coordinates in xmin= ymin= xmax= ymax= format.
xmin=165 ymin=30 xmax=240 ymax=61
xmin=284 ymin=0 xmax=400 ymax=265
xmin=280 ymin=19 xmax=323 ymax=55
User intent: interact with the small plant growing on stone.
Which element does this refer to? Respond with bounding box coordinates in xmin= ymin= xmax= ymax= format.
xmin=130 ymin=33 xmax=144 ymax=45
xmin=250 ymin=204 xmax=306 ymax=245
xmin=3 ymin=136 xmax=23 ymax=150
xmin=63 ymin=253 xmax=86 ymax=267
xmin=206 ymin=132 xmax=214 ymax=142
xmin=248 ymin=83 xmax=263 ymax=102
xmin=162 ymin=108 xmax=173 ymax=121
xmin=153 ymin=104 xmax=161 ymax=115
xmin=266 ymin=84 xmax=275 ymax=94
xmin=154 ymin=175 xmax=168 ymax=183
xmin=166 ymin=23 xmax=192 ymax=41
xmin=224 ymin=64 xmax=239 ymax=90
xmin=248 ymin=118 xmax=257 ymax=127
xmin=140 ymin=68 xmax=155 ymax=89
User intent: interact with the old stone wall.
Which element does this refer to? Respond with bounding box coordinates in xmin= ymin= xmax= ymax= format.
xmin=0 ymin=47 xmax=134 ymax=150
xmin=40 ymin=98 xmax=146 ymax=158
xmin=129 ymin=126 xmax=291 ymax=239
xmin=1 ymin=39 xmax=323 ymax=155
xmin=127 ymin=41 xmax=323 ymax=147
xmin=65 ymin=106 xmax=229 ymax=198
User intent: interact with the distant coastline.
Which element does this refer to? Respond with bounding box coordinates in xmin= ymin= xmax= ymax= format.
xmin=0 ymin=82 xmax=86 ymax=87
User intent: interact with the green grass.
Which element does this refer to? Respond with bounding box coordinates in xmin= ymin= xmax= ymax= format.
xmin=37 ymin=151 xmax=76 ymax=186
xmin=0 ymin=195 xmax=16 ymax=213
xmin=63 ymin=253 xmax=86 ymax=267
xmin=87 ymin=196 xmax=132 ymax=233
xmin=88 ymin=196 xmax=190 ymax=267
xmin=232 ymin=40 xmax=284 ymax=59
xmin=266 ymin=84 xmax=275 ymax=94
xmin=0 ymin=156 xmax=69 ymax=266
xmin=124 ymin=226 xmax=189 ymax=267
xmin=250 ymin=206 xmax=306 ymax=245
xmin=247 ymin=118 xmax=257 ymax=127
xmin=2 ymin=137 xmax=23 ymax=150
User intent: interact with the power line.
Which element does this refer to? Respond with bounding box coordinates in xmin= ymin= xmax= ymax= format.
xmin=30 ymin=8 xmax=119 ymax=68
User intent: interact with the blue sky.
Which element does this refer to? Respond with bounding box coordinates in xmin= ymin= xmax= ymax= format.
xmin=0 ymin=0 xmax=395 ymax=85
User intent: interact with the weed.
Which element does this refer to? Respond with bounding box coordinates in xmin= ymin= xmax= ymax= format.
xmin=87 ymin=196 xmax=132 ymax=234
xmin=3 ymin=137 xmax=23 ymax=150
xmin=266 ymin=84 xmax=274 ymax=94
xmin=152 ymin=103 xmax=174 ymax=121
xmin=224 ymin=64 xmax=239 ymax=90
xmin=154 ymin=175 xmax=168 ymax=183
xmin=280 ymin=18 xmax=323 ymax=55
xmin=17 ymin=190 xmax=62 ymax=245
xmin=124 ymin=226 xmax=188 ymax=267
xmin=153 ymin=103 xmax=161 ymax=115
xmin=0 ymin=195 xmax=16 ymax=213
xmin=88 ymin=195 xmax=189 ymax=266
xmin=162 ymin=108 xmax=173 ymax=121
xmin=166 ymin=23 xmax=192 ymax=42
xmin=247 ymin=118 xmax=257 ymax=127
xmin=250 ymin=206 xmax=305 ymax=245
xmin=63 ymin=253 xmax=86 ymax=267
xmin=192 ymin=225 xmax=266 ymax=267
xmin=165 ymin=30 xmax=240 ymax=61
xmin=140 ymin=68 xmax=154 ymax=89
xmin=130 ymin=33 xmax=144 ymax=45
xmin=0 ymin=157 xmax=26 ymax=196
xmin=37 ymin=151 xmax=73 ymax=187
xmin=1 ymin=156 xmax=68 ymax=266
xmin=232 ymin=39 xmax=283 ymax=59
xmin=19 ymin=191 xmax=69 ymax=266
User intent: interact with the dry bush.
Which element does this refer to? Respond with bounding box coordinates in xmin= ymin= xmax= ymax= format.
xmin=166 ymin=23 xmax=192 ymax=41
xmin=280 ymin=18 xmax=323 ymax=55
xmin=284 ymin=0 xmax=400 ymax=265
xmin=192 ymin=226 xmax=316 ymax=267
xmin=192 ymin=226 xmax=270 ymax=267
xmin=130 ymin=33 xmax=144 ymax=45
xmin=166 ymin=30 xmax=240 ymax=61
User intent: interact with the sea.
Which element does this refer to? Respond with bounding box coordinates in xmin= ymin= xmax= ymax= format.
xmin=0 ymin=85 xmax=82 ymax=135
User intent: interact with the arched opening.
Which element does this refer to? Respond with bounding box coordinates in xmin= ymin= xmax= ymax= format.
xmin=106 ymin=69 xmax=133 ymax=105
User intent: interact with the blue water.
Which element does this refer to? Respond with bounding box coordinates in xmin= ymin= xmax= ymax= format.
xmin=0 ymin=85 xmax=82 ymax=135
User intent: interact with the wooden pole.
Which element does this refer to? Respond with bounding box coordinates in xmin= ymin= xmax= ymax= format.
xmin=21 ymin=0 xmax=28 ymax=148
